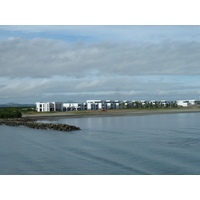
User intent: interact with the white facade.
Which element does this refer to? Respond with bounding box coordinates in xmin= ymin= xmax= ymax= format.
xmin=36 ymin=102 xmax=63 ymax=112
xmin=86 ymin=100 xmax=103 ymax=110
xmin=86 ymin=100 xmax=121 ymax=110
xmin=177 ymin=100 xmax=196 ymax=107
xmin=177 ymin=101 xmax=188 ymax=107
xmin=62 ymin=103 xmax=85 ymax=111
xmin=36 ymin=99 xmax=197 ymax=112
xmin=36 ymin=100 xmax=123 ymax=112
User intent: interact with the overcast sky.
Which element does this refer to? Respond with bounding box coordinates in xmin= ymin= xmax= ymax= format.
xmin=1 ymin=25 xmax=200 ymax=104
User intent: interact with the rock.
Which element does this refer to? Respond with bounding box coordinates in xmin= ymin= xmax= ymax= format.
xmin=0 ymin=118 xmax=81 ymax=132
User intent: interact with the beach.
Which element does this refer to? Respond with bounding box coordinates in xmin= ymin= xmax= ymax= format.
xmin=22 ymin=107 xmax=200 ymax=120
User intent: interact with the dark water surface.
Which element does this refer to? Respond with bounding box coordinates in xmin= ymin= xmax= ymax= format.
xmin=1 ymin=113 xmax=200 ymax=175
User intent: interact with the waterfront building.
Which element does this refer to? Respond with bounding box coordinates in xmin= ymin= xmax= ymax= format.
xmin=62 ymin=103 xmax=86 ymax=111
xmin=177 ymin=100 xmax=196 ymax=107
xmin=36 ymin=102 xmax=63 ymax=112
xmin=36 ymin=99 xmax=198 ymax=112
xmin=86 ymin=100 xmax=121 ymax=110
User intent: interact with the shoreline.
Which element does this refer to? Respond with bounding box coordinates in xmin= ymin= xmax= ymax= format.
xmin=22 ymin=108 xmax=200 ymax=120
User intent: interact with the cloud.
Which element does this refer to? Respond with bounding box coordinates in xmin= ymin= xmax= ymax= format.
xmin=0 ymin=78 xmax=50 ymax=99
xmin=76 ymin=79 xmax=108 ymax=90
xmin=1 ymin=38 xmax=200 ymax=79
xmin=1 ymin=35 xmax=200 ymax=103
xmin=1 ymin=74 xmax=200 ymax=103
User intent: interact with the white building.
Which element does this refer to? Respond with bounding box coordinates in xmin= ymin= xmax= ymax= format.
xmin=36 ymin=99 xmax=197 ymax=112
xmin=36 ymin=102 xmax=87 ymax=112
xmin=177 ymin=100 xmax=196 ymax=107
xmin=177 ymin=100 xmax=188 ymax=107
xmin=62 ymin=103 xmax=87 ymax=111
xmin=86 ymin=100 xmax=103 ymax=110
xmin=36 ymin=102 xmax=63 ymax=112
xmin=86 ymin=100 xmax=121 ymax=110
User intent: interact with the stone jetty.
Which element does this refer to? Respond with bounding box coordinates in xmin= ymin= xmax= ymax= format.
xmin=0 ymin=118 xmax=81 ymax=132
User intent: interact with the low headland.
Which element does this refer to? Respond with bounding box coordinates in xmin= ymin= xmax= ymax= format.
xmin=22 ymin=107 xmax=200 ymax=120
xmin=0 ymin=108 xmax=81 ymax=131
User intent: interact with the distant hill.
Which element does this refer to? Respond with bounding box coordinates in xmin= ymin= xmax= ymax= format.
xmin=0 ymin=102 xmax=35 ymax=107
xmin=0 ymin=101 xmax=78 ymax=107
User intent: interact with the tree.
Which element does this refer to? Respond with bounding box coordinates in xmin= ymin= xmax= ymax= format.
xmin=0 ymin=108 xmax=22 ymax=118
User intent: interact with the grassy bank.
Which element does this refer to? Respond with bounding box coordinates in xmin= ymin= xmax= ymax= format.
xmin=24 ymin=107 xmax=200 ymax=115
xmin=21 ymin=106 xmax=200 ymax=119
xmin=0 ymin=108 xmax=22 ymax=119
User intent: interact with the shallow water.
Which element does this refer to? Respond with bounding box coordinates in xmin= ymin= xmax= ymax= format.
xmin=0 ymin=113 xmax=200 ymax=175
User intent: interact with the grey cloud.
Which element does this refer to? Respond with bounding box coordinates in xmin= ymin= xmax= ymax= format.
xmin=1 ymin=75 xmax=200 ymax=103
xmin=0 ymin=84 xmax=6 ymax=88
xmin=0 ymin=78 xmax=50 ymax=99
xmin=40 ymin=89 xmax=200 ymax=103
xmin=1 ymin=38 xmax=200 ymax=79
xmin=75 ymin=79 xmax=109 ymax=90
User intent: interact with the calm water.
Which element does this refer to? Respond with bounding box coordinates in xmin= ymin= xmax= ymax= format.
xmin=0 ymin=113 xmax=200 ymax=175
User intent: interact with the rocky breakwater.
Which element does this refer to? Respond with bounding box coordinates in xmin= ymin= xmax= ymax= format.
xmin=0 ymin=118 xmax=81 ymax=132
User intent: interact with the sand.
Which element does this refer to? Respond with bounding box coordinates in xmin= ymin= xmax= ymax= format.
xmin=22 ymin=108 xmax=200 ymax=120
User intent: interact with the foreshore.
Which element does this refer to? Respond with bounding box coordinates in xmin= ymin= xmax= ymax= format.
xmin=22 ymin=107 xmax=200 ymax=120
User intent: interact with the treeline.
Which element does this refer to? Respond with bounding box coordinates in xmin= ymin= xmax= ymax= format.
xmin=0 ymin=108 xmax=22 ymax=118
xmin=120 ymin=101 xmax=178 ymax=109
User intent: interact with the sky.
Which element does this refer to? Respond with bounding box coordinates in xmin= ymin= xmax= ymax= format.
xmin=1 ymin=25 xmax=200 ymax=104
xmin=1 ymin=1 xmax=199 ymax=198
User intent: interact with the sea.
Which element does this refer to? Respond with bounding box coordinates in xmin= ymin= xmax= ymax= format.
xmin=0 ymin=112 xmax=200 ymax=175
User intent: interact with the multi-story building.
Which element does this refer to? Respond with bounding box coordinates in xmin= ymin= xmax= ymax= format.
xmin=86 ymin=100 xmax=121 ymax=110
xmin=36 ymin=102 xmax=63 ymax=112
xmin=177 ymin=100 xmax=196 ymax=107
xmin=36 ymin=99 xmax=197 ymax=112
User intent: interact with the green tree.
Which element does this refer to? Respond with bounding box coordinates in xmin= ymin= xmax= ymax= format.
xmin=0 ymin=108 xmax=22 ymax=118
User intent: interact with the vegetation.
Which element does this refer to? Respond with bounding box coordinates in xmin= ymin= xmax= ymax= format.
xmin=119 ymin=101 xmax=178 ymax=109
xmin=0 ymin=108 xmax=22 ymax=118
xmin=195 ymin=101 xmax=200 ymax=106
xmin=0 ymin=106 xmax=37 ymax=115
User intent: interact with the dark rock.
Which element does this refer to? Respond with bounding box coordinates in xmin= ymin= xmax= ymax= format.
xmin=0 ymin=118 xmax=81 ymax=132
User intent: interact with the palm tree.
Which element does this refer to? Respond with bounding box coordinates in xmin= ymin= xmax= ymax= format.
xmin=154 ymin=101 xmax=159 ymax=108
xmin=121 ymin=102 xmax=126 ymax=109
